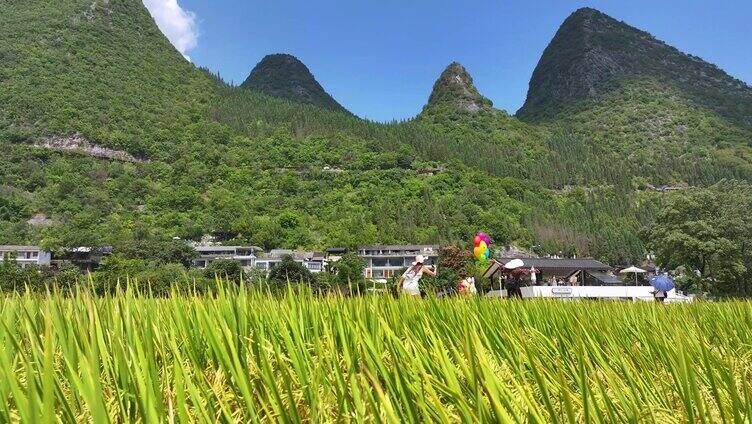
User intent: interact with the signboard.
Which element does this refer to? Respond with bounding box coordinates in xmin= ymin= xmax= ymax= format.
xmin=551 ymin=287 xmax=573 ymax=297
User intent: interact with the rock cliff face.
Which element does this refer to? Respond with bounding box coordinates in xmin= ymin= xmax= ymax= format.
xmin=34 ymin=134 xmax=146 ymax=163
xmin=517 ymin=7 xmax=752 ymax=126
xmin=241 ymin=54 xmax=349 ymax=113
xmin=421 ymin=62 xmax=494 ymax=114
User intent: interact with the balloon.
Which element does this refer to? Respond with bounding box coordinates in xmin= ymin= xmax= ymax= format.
xmin=472 ymin=232 xmax=492 ymax=261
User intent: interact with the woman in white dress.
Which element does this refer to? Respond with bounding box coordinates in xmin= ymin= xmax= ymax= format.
xmin=399 ymin=255 xmax=437 ymax=297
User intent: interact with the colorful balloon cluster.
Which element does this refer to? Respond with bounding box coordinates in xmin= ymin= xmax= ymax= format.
xmin=473 ymin=232 xmax=491 ymax=260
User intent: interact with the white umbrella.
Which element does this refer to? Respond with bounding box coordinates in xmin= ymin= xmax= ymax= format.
xmin=619 ymin=266 xmax=647 ymax=284
xmin=620 ymin=266 xmax=646 ymax=274
xmin=504 ymin=259 xmax=525 ymax=270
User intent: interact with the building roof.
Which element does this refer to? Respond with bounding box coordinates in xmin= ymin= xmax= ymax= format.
xmin=257 ymin=250 xmax=325 ymax=261
xmin=501 ymin=257 xmax=611 ymax=270
xmin=588 ymin=271 xmax=623 ymax=285
xmin=195 ymin=245 xmax=261 ymax=252
xmin=358 ymin=245 xmax=439 ymax=252
xmin=0 ymin=245 xmax=44 ymax=251
xmin=196 ymin=246 xmax=240 ymax=252
xmin=55 ymin=246 xmax=114 ymax=257
xmin=484 ymin=257 xmax=611 ymax=278
xmin=358 ymin=244 xmax=439 ymax=256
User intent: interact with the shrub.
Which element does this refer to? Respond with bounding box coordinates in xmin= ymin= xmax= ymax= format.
xmin=204 ymin=259 xmax=242 ymax=282
xmin=332 ymin=253 xmax=365 ymax=286
xmin=268 ymin=255 xmax=314 ymax=286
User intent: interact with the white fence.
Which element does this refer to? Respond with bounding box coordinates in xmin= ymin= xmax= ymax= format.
xmin=518 ymin=286 xmax=693 ymax=303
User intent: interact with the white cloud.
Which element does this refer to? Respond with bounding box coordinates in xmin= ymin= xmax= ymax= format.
xmin=142 ymin=0 xmax=198 ymax=60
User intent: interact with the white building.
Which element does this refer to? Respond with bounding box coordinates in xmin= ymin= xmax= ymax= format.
xmin=254 ymin=250 xmax=326 ymax=275
xmin=193 ymin=246 xmax=259 ymax=269
xmin=358 ymin=245 xmax=439 ymax=281
xmin=0 ymin=245 xmax=52 ymax=268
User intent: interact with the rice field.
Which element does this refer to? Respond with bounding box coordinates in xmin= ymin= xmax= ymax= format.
xmin=0 ymin=286 xmax=751 ymax=423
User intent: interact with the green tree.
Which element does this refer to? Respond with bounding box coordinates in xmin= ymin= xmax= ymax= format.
xmin=204 ymin=259 xmax=242 ymax=282
xmin=250 ymin=217 xmax=285 ymax=251
xmin=332 ymin=253 xmax=365 ymax=286
xmin=646 ymin=182 xmax=752 ymax=297
xmin=268 ymin=255 xmax=314 ymax=286
xmin=95 ymin=255 xmax=149 ymax=287
xmin=159 ymin=240 xmax=198 ymax=267
xmin=52 ymin=265 xmax=84 ymax=291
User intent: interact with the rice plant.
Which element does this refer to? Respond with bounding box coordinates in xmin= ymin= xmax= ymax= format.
xmin=0 ymin=283 xmax=750 ymax=422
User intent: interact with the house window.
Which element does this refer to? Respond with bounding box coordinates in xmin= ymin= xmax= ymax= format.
xmin=372 ymin=258 xmax=388 ymax=267
xmin=387 ymin=258 xmax=403 ymax=267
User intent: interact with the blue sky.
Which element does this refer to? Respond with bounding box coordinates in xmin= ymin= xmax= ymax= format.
xmin=147 ymin=0 xmax=752 ymax=122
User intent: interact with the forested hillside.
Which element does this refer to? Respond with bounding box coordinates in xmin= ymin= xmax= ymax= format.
xmin=0 ymin=0 xmax=750 ymax=267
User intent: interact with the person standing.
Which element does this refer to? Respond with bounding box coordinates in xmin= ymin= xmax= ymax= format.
xmin=505 ymin=274 xmax=523 ymax=298
xmin=398 ymin=255 xmax=436 ymax=297
xmin=653 ymin=289 xmax=667 ymax=303
xmin=458 ymin=276 xmax=477 ymax=296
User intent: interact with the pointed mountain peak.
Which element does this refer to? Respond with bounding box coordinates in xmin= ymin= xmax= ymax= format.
xmin=422 ymin=62 xmax=493 ymax=114
xmin=569 ymin=7 xmax=605 ymax=18
xmin=517 ymin=8 xmax=752 ymax=124
xmin=561 ymin=7 xmax=625 ymax=35
xmin=241 ymin=53 xmax=349 ymax=113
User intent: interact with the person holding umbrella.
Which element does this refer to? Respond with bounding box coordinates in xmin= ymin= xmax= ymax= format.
xmin=650 ymin=273 xmax=675 ymax=303
xmin=503 ymin=259 xmax=525 ymax=298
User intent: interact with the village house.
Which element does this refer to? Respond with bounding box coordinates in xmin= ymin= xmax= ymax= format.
xmin=193 ymin=245 xmax=259 ymax=269
xmin=51 ymin=246 xmax=113 ymax=272
xmin=483 ymin=257 xmax=616 ymax=287
xmin=358 ymin=245 xmax=439 ymax=281
xmin=0 ymin=245 xmax=52 ymax=268
xmin=254 ymin=249 xmax=327 ymax=274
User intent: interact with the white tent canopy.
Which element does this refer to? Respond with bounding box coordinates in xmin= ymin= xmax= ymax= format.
xmin=619 ymin=266 xmax=647 ymax=274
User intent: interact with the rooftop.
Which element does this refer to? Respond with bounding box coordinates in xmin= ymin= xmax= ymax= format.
xmin=499 ymin=257 xmax=610 ymax=270
xmin=0 ymin=245 xmax=45 ymax=251
xmin=257 ymin=250 xmax=326 ymax=261
xmin=358 ymin=244 xmax=439 ymax=251
xmin=484 ymin=257 xmax=611 ymax=278
xmin=194 ymin=245 xmax=261 ymax=252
